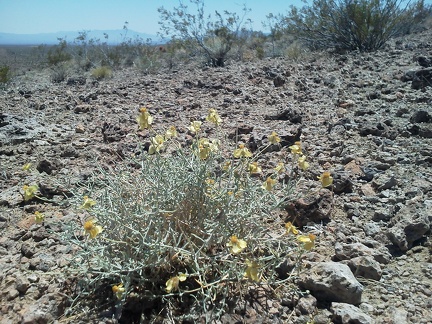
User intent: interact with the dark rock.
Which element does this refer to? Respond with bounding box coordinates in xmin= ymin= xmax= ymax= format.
xmin=410 ymin=110 xmax=431 ymax=123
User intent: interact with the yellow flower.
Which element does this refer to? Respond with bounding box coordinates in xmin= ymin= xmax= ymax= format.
xmin=248 ymin=162 xmax=262 ymax=174
xmin=206 ymin=108 xmax=222 ymax=126
xmin=34 ymin=211 xmax=45 ymax=224
xmin=188 ymin=121 xmax=202 ymax=134
xmin=83 ymin=219 xmax=103 ymax=239
xmin=285 ymin=222 xmax=299 ymax=235
xmin=227 ymin=235 xmax=247 ymax=254
xmin=245 ymin=259 xmax=261 ymax=282
xmin=81 ymin=196 xmax=96 ymax=209
xmin=136 ymin=107 xmax=153 ymax=130
xmin=318 ymin=171 xmax=333 ymax=187
xmin=268 ymin=131 xmax=281 ymax=145
xmin=23 ymin=184 xmax=38 ymax=201
xmin=149 ymin=135 xmax=165 ymax=154
xmin=289 ymin=141 xmax=302 ymax=155
xmin=165 ymin=273 xmax=187 ymax=293
xmin=233 ymin=144 xmax=252 ymax=158
xmin=112 ymin=283 xmax=126 ymax=299
xmin=261 ymin=177 xmax=277 ymax=191
xmin=297 ymin=234 xmax=316 ymax=251
xmin=274 ymin=162 xmax=285 ymax=174
xmin=197 ymin=138 xmax=218 ymax=160
xmin=298 ymin=155 xmax=310 ymax=171
xmin=22 ymin=163 xmax=32 ymax=171
xmin=165 ymin=126 xmax=178 ymax=139
xmin=223 ymin=161 xmax=231 ymax=171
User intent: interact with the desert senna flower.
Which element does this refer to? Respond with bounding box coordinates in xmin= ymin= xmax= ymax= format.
xmin=318 ymin=171 xmax=333 ymax=187
xmin=34 ymin=211 xmax=45 ymax=224
xmin=149 ymin=135 xmax=165 ymax=154
xmin=274 ymin=162 xmax=285 ymax=174
xmin=233 ymin=144 xmax=252 ymax=158
xmin=262 ymin=177 xmax=277 ymax=191
xmin=112 ymin=283 xmax=126 ymax=299
xmin=165 ymin=273 xmax=187 ymax=293
xmin=188 ymin=121 xmax=202 ymax=134
xmin=245 ymin=259 xmax=261 ymax=282
xmin=227 ymin=235 xmax=247 ymax=254
xmin=197 ymin=138 xmax=218 ymax=160
xmin=268 ymin=131 xmax=281 ymax=145
xmin=289 ymin=141 xmax=302 ymax=155
xmin=285 ymin=222 xmax=298 ymax=235
xmin=83 ymin=219 xmax=103 ymax=239
xmin=22 ymin=185 xmax=38 ymax=201
xmin=22 ymin=163 xmax=32 ymax=171
xmin=136 ymin=107 xmax=153 ymax=130
xmin=165 ymin=126 xmax=178 ymax=139
xmin=81 ymin=196 xmax=96 ymax=209
xmin=248 ymin=162 xmax=262 ymax=174
xmin=206 ymin=108 xmax=222 ymax=126
xmin=297 ymin=234 xmax=316 ymax=251
xmin=298 ymin=155 xmax=310 ymax=171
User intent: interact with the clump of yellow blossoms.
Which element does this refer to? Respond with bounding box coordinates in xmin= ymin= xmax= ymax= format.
xmin=274 ymin=162 xmax=285 ymax=174
xmin=318 ymin=171 xmax=333 ymax=187
xmin=188 ymin=121 xmax=202 ymax=134
xmin=83 ymin=219 xmax=103 ymax=239
xmin=285 ymin=222 xmax=299 ymax=235
xmin=165 ymin=126 xmax=178 ymax=139
xmin=34 ymin=211 xmax=45 ymax=224
xmin=112 ymin=283 xmax=125 ymax=299
xmin=297 ymin=234 xmax=316 ymax=250
xmin=197 ymin=138 xmax=218 ymax=160
xmin=262 ymin=177 xmax=277 ymax=191
xmin=206 ymin=108 xmax=222 ymax=126
xmin=289 ymin=141 xmax=302 ymax=155
xmin=22 ymin=185 xmax=38 ymax=201
xmin=149 ymin=135 xmax=165 ymax=154
xmin=136 ymin=107 xmax=153 ymax=130
xmin=80 ymin=196 xmax=96 ymax=210
xmin=22 ymin=163 xmax=32 ymax=171
xmin=248 ymin=162 xmax=262 ymax=175
xmin=227 ymin=235 xmax=247 ymax=254
xmin=268 ymin=131 xmax=281 ymax=145
xmin=233 ymin=144 xmax=252 ymax=158
xmin=245 ymin=259 xmax=261 ymax=282
xmin=165 ymin=273 xmax=187 ymax=293
xmin=298 ymin=155 xmax=310 ymax=171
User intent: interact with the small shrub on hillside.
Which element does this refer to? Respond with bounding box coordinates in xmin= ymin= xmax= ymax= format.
xmin=282 ymin=0 xmax=426 ymax=52
xmin=0 ymin=65 xmax=11 ymax=85
xmin=90 ymin=66 xmax=112 ymax=80
xmin=47 ymin=39 xmax=72 ymax=66
xmin=61 ymin=107 xmax=328 ymax=321
xmin=50 ymin=64 xmax=68 ymax=83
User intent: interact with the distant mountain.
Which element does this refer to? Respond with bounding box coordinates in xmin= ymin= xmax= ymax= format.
xmin=0 ymin=30 xmax=162 ymax=45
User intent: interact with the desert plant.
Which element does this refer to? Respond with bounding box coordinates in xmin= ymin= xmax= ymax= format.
xmin=0 ymin=65 xmax=11 ymax=85
xmin=47 ymin=38 xmax=72 ymax=65
xmin=61 ymin=108 xmax=324 ymax=321
xmin=90 ymin=66 xmax=112 ymax=80
xmin=282 ymin=0 xmax=423 ymax=52
xmin=158 ymin=0 xmax=252 ymax=67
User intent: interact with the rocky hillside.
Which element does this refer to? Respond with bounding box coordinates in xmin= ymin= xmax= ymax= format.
xmin=0 ymin=28 xmax=431 ymax=323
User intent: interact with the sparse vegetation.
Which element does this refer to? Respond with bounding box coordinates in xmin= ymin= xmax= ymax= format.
xmin=158 ymin=0 xmax=252 ymax=66
xmin=90 ymin=65 xmax=112 ymax=80
xmin=280 ymin=0 xmax=431 ymax=52
xmin=0 ymin=65 xmax=11 ymax=85
xmin=47 ymin=38 xmax=72 ymax=65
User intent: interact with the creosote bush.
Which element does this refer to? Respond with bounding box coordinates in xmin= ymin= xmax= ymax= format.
xmin=0 ymin=65 xmax=11 ymax=86
xmin=90 ymin=66 xmax=113 ymax=80
xmin=58 ymin=107 xmax=333 ymax=321
xmin=283 ymin=0 xmax=428 ymax=52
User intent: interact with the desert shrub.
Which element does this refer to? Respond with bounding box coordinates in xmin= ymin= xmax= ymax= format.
xmin=60 ymin=108 xmax=328 ymax=321
xmin=0 ymin=65 xmax=11 ymax=85
xmin=90 ymin=66 xmax=112 ymax=80
xmin=158 ymin=0 xmax=252 ymax=67
xmin=47 ymin=38 xmax=72 ymax=66
xmin=50 ymin=64 xmax=68 ymax=83
xmin=282 ymin=0 xmax=425 ymax=52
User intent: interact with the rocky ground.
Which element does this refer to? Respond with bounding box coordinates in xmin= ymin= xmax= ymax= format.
xmin=0 ymin=28 xmax=431 ymax=324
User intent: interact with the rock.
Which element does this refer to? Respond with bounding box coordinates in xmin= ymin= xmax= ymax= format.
xmin=15 ymin=275 xmax=30 ymax=294
xmin=297 ymin=294 xmax=317 ymax=315
xmin=410 ymin=110 xmax=431 ymax=123
xmin=298 ymin=262 xmax=363 ymax=305
xmin=371 ymin=172 xmax=397 ymax=191
xmin=343 ymin=256 xmax=382 ymax=280
xmin=331 ymin=302 xmax=374 ymax=324
xmin=286 ymin=189 xmax=333 ymax=227
xmin=387 ymin=203 xmax=431 ymax=251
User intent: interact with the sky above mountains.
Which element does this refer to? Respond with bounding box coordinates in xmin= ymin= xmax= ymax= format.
xmin=0 ymin=0 xmax=305 ymax=36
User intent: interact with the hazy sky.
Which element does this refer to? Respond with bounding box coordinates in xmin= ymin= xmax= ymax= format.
xmin=0 ymin=0 xmax=307 ymax=35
